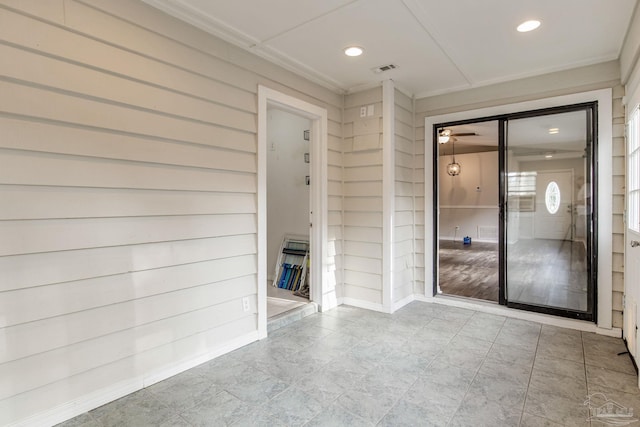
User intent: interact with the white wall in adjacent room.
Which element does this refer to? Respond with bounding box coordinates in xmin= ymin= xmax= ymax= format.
xmin=439 ymin=150 xmax=499 ymax=241
xmin=267 ymin=109 xmax=311 ymax=279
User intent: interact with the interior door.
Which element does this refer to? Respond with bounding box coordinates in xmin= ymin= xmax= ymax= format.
xmin=624 ymin=106 xmax=640 ymax=363
xmin=534 ymin=171 xmax=573 ymax=240
xmin=625 ymin=233 xmax=640 ymax=363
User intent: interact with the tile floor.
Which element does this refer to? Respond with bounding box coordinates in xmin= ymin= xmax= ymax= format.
xmin=58 ymin=302 xmax=639 ymax=426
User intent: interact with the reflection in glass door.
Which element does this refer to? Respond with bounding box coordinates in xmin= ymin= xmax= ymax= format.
xmin=505 ymin=107 xmax=594 ymax=319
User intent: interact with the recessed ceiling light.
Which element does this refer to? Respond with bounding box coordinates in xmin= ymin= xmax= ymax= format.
xmin=517 ymin=20 xmax=541 ymax=32
xmin=344 ymin=46 xmax=364 ymax=57
xmin=545 ymin=154 xmax=553 ymax=159
xmin=548 ymin=127 xmax=559 ymax=134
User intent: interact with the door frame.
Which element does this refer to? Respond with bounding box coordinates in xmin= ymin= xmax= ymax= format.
xmin=257 ymin=86 xmax=330 ymax=338
xmin=424 ymin=89 xmax=613 ymax=329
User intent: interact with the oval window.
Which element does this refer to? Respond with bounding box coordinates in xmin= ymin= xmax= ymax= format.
xmin=545 ymin=181 xmax=561 ymax=214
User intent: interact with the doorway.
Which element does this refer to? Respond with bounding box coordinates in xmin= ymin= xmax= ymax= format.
xmin=266 ymin=108 xmax=311 ymax=318
xmin=257 ymin=86 xmax=329 ymax=338
xmin=433 ymin=103 xmax=597 ymax=321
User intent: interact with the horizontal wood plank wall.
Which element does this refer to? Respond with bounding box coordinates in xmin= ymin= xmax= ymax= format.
xmin=343 ymin=88 xmax=383 ymax=305
xmin=328 ymin=131 xmax=343 ymax=296
xmin=393 ymin=89 xmax=414 ymax=305
xmin=414 ymin=61 xmax=622 ymax=326
xmin=0 ymin=0 xmax=342 ymax=424
xmin=414 ymin=106 xmax=427 ymax=295
xmin=612 ymin=85 xmax=625 ymax=328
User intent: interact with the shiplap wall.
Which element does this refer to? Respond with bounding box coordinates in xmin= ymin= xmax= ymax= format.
xmin=414 ymin=110 xmax=427 ymax=295
xmin=0 ymin=0 xmax=342 ymax=424
xmin=328 ymin=113 xmax=344 ymax=296
xmin=342 ymin=88 xmax=384 ymax=306
xmin=393 ymin=89 xmax=414 ymax=304
xmin=414 ymin=61 xmax=623 ymax=327
xmin=612 ymin=85 xmax=626 ymax=328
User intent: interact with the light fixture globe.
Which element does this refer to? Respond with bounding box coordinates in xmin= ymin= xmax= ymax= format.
xmin=438 ymin=129 xmax=451 ymax=144
xmin=447 ymin=161 xmax=461 ymax=176
xmin=445 ymin=129 xmax=461 ymax=176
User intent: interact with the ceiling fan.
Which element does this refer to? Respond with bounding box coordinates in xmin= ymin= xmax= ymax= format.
xmin=438 ymin=128 xmax=477 ymax=144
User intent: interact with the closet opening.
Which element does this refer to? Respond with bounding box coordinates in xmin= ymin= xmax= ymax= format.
xmin=258 ymin=85 xmax=330 ymax=337
xmin=266 ymin=108 xmax=312 ymax=318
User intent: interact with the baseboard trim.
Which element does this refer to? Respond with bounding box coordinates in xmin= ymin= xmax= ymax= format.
xmin=340 ymin=297 xmax=390 ymax=313
xmin=391 ymin=294 xmax=416 ymax=312
xmin=13 ymin=331 xmax=260 ymax=427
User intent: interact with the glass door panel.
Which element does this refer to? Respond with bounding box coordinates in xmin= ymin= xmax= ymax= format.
xmin=436 ymin=121 xmax=500 ymax=303
xmin=505 ymin=109 xmax=593 ymax=317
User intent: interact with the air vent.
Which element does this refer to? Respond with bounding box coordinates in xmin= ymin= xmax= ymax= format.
xmin=478 ymin=226 xmax=498 ymax=241
xmin=372 ymin=64 xmax=397 ymax=74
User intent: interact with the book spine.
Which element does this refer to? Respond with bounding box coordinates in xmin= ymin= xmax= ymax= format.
xmin=284 ymin=264 xmax=293 ymax=289
xmin=278 ymin=264 xmax=289 ymax=288
xmin=292 ymin=267 xmax=300 ymax=291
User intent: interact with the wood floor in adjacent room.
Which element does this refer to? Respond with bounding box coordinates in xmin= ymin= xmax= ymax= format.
xmin=439 ymin=240 xmax=499 ymax=302
xmin=438 ymin=238 xmax=588 ymax=311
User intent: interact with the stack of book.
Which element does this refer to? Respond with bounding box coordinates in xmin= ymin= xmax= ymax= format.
xmin=273 ymin=237 xmax=309 ymax=292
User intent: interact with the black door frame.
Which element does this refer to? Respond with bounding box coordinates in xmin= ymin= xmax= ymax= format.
xmin=432 ymin=102 xmax=598 ymax=322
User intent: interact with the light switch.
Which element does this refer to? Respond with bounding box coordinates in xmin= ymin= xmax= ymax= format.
xmin=367 ymin=104 xmax=374 ymax=116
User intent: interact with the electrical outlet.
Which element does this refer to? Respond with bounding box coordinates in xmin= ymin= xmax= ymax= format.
xmin=360 ymin=106 xmax=367 ymax=118
xmin=242 ymin=297 xmax=250 ymax=312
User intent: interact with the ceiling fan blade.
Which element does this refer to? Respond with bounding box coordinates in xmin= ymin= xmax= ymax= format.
xmin=450 ymin=132 xmax=477 ymax=137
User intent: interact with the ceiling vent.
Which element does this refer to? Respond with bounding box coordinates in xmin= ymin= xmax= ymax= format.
xmin=372 ymin=64 xmax=397 ymax=74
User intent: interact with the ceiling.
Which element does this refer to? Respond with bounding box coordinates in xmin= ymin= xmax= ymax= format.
xmin=144 ymin=0 xmax=637 ymax=97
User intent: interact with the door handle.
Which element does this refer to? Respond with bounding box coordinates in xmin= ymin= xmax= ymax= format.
xmin=631 ymin=240 xmax=640 ymax=248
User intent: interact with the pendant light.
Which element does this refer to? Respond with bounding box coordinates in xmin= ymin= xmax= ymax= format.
xmin=446 ymin=137 xmax=461 ymax=176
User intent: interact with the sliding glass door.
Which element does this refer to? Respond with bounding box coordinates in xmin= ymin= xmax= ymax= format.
xmin=504 ymin=105 xmax=595 ymax=320
xmin=434 ymin=103 xmax=596 ymax=321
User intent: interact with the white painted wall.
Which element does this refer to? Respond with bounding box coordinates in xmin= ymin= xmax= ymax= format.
xmin=438 ymin=151 xmax=499 ymax=242
xmin=267 ymin=109 xmax=311 ymax=279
